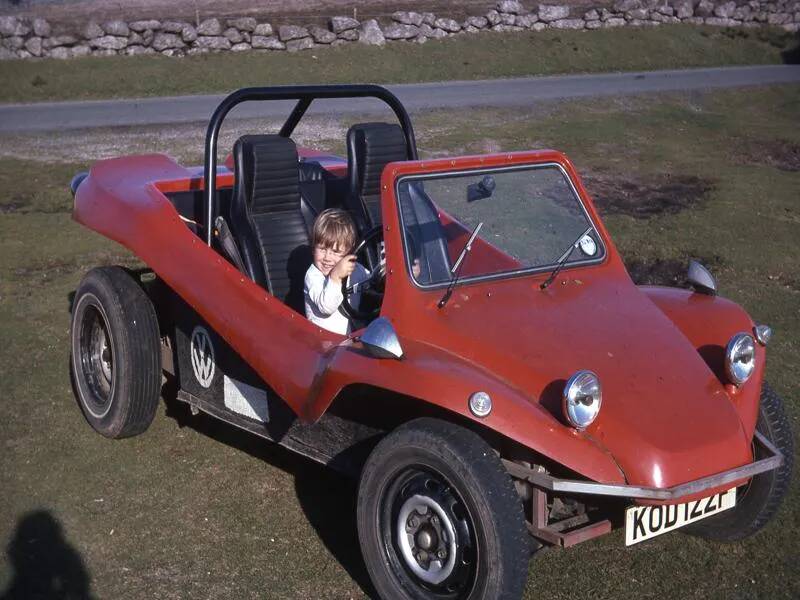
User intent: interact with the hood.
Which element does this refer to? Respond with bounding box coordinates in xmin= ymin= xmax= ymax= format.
xmin=405 ymin=267 xmax=752 ymax=489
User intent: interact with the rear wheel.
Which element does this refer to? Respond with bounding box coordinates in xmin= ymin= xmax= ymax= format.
xmin=357 ymin=418 xmax=530 ymax=600
xmin=70 ymin=266 xmax=161 ymax=438
xmin=686 ymin=382 xmax=793 ymax=541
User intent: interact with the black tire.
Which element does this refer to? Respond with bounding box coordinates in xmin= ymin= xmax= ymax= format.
xmin=357 ymin=418 xmax=530 ymax=600
xmin=686 ymin=382 xmax=794 ymax=541
xmin=70 ymin=266 xmax=161 ymax=438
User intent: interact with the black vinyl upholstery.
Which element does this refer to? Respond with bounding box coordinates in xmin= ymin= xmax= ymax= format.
xmin=346 ymin=122 xmax=410 ymax=230
xmin=229 ymin=135 xmax=315 ymax=310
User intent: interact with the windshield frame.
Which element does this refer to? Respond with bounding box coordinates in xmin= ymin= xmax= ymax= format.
xmin=395 ymin=162 xmax=607 ymax=290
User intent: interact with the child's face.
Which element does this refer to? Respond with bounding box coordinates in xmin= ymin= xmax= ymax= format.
xmin=313 ymin=242 xmax=347 ymax=276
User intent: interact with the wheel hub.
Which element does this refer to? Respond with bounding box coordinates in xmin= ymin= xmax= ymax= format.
xmin=396 ymin=494 xmax=458 ymax=584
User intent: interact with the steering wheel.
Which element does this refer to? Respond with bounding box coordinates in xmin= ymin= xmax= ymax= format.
xmin=340 ymin=225 xmax=385 ymax=321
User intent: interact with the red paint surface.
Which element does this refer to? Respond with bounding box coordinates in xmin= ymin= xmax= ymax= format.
xmin=73 ymin=149 xmax=762 ymax=493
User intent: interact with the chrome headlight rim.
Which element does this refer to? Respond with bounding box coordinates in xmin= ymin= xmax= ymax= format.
xmin=725 ymin=332 xmax=756 ymax=386
xmin=562 ymin=370 xmax=602 ymax=430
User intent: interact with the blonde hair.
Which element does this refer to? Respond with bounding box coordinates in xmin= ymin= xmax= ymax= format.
xmin=312 ymin=208 xmax=357 ymax=252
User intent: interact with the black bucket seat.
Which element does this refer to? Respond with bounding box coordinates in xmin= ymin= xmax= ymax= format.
xmin=345 ymin=122 xmax=411 ymax=231
xmin=228 ymin=135 xmax=317 ymax=311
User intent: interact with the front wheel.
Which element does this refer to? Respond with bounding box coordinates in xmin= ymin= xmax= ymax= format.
xmin=357 ymin=418 xmax=530 ymax=600
xmin=686 ymin=382 xmax=794 ymax=541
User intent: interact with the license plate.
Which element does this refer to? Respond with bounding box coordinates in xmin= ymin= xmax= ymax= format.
xmin=624 ymin=488 xmax=736 ymax=546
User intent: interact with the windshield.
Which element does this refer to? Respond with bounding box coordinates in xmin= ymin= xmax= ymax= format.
xmin=396 ymin=164 xmax=604 ymax=286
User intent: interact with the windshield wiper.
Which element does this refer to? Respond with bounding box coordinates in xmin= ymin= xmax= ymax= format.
xmin=438 ymin=222 xmax=483 ymax=309
xmin=540 ymin=226 xmax=593 ymax=290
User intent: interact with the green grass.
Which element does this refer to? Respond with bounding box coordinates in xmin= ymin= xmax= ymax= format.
xmin=1 ymin=84 xmax=799 ymax=598
xmin=0 ymin=24 xmax=797 ymax=103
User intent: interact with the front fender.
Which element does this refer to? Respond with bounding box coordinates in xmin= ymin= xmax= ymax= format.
xmin=305 ymin=337 xmax=626 ymax=485
xmin=641 ymin=286 xmax=764 ymax=439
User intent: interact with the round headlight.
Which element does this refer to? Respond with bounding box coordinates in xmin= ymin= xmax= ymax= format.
xmin=562 ymin=370 xmax=602 ymax=430
xmin=725 ymin=333 xmax=756 ymax=386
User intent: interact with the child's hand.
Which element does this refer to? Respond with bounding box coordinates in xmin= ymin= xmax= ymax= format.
xmin=412 ymin=258 xmax=421 ymax=279
xmin=329 ymin=255 xmax=357 ymax=283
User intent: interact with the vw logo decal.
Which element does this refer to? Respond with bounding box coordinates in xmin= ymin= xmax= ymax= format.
xmin=190 ymin=326 xmax=215 ymax=388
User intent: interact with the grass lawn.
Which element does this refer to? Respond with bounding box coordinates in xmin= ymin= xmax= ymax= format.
xmin=0 ymin=84 xmax=799 ymax=598
xmin=0 ymin=24 xmax=797 ymax=103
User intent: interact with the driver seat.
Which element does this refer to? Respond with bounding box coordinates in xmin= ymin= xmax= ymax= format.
xmin=228 ymin=135 xmax=315 ymax=311
xmin=345 ymin=122 xmax=411 ymax=232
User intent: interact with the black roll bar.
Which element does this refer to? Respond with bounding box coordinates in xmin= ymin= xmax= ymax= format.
xmin=203 ymin=84 xmax=418 ymax=246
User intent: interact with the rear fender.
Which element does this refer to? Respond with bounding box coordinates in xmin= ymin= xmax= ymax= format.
xmin=305 ymin=337 xmax=626 ymax=485
xmin=641 ymin=286 xmax=763 ymax=439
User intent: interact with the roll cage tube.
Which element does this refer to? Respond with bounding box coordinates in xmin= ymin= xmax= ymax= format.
xmin=202 ymin=84 xmax=419 ymax=246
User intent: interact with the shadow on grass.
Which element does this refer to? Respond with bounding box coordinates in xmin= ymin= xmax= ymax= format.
xmin=1 ymin=510 xmax=94 ymax=600
xmin=162 ymin=387 xmax=377 ymax=599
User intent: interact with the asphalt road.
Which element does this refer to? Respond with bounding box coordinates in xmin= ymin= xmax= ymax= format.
xmin=0 ymin=64 xmax=798 ymax=132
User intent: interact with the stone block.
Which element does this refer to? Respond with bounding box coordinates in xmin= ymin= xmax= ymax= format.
xmin=227 ymin=17 xmax=257 ymax=32
xmin=309 ymin=26 xmax=337 ymax=43
xmin=286 ymin=37 xmax=315 ymax=51
xmin=197 ymin=18 xmax=222 ymax=36
xmin=434 ymin=18 xmax=461 ymax=32
xmin=254 ymin=23 xmax=273 ymax=36
xmin=83 ymin=21 xmax=104 ymax=40
xmin=24 ymin=37 xmax=43 ymax=57
xmin=33 ymin=18 xmax=51 ymax=37
xmin=182 ymin=25 xmax=197 ymax=42
xmin=129 ymin=20 xmax=161 ymax=32
xmin=383 ymin=23 xmax=420 ymax=39
xmin=329 ymin=16 xmax=359 ymax=33
xmin=90 ymin=35 xmax=128 ymax=50
xmin=103 ymin=20 xmax=129 ymax=36
xmin=195 ymin=36 xmax=232 ymax=50
xmin=152 ymin=32 xmax=185 ymax=51
xmin=251 ymin=35 xmax=285 ymax=50
xmin=538 ymin=5 xmax=571 ymax=22
xmin=392 ymin=11 xmax=424 ymax=26
xmin=359 ymin=19 xmax=385 ymax=45
xmin=498 ymin=1 xmax=526 ymax=13
xmin=278 ymin=25 xmax=309 ymax=41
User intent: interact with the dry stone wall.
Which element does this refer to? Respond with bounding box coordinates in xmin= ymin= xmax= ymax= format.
xmin=0 ymin=1 xmax=798 ymax=60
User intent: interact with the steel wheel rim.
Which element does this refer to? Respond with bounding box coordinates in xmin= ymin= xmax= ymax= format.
xmin=381 ymin=467 xmax=477 ymax=597
xmin=78 ymin=303 xmax=114 ymax=417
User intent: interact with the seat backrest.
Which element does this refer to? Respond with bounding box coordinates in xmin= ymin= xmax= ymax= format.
xmin=228 ymin=135 xmax=314 ymax=310
xmin=345 ymin=122 xmax=410 ymax=231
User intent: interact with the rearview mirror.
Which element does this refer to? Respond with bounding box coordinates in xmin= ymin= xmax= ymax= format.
xmin=467 ymin=175 xmax=496 ymax=202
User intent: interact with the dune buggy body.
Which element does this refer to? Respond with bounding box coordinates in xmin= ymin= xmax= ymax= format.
xmin=69 ymin=85 xmax=791 ymax=599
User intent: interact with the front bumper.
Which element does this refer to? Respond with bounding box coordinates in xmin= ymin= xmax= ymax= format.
xmin=503 ymin=430 xmax=783 ymax=501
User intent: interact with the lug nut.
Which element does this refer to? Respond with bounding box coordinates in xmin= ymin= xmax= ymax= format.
xmin=408 ymin=516 xmax=418 ymax=528
xmin=431 ymin=515 xmax=439 ymax=526
xmin=437 ymin=549 xmax=446 ymax=559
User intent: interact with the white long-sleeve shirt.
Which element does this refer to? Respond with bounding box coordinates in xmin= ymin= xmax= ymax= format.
xmin=304 ymin=262 xmax=370 ymax=335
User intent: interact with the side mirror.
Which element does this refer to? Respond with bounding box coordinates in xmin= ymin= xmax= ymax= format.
xmin=687 ymin=260 xmax=717 ymax=296
xmin=359 ymin=317 xmax=404 ymax=360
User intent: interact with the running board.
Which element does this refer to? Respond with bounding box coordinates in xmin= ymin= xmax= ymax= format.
xmin=176 ymin=389 xmax=380 ymax=477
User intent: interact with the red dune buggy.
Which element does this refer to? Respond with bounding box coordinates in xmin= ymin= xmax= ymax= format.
xmin=69 ymin=85 xmax=793 ymax=600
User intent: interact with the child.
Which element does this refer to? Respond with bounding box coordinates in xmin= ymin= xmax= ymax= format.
xmin=304 ymin=208 xmax=370 ymax=335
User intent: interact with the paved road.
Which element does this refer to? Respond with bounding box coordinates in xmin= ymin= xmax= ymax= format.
xmin=1 ymin=64 xmax=798 ymax=132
